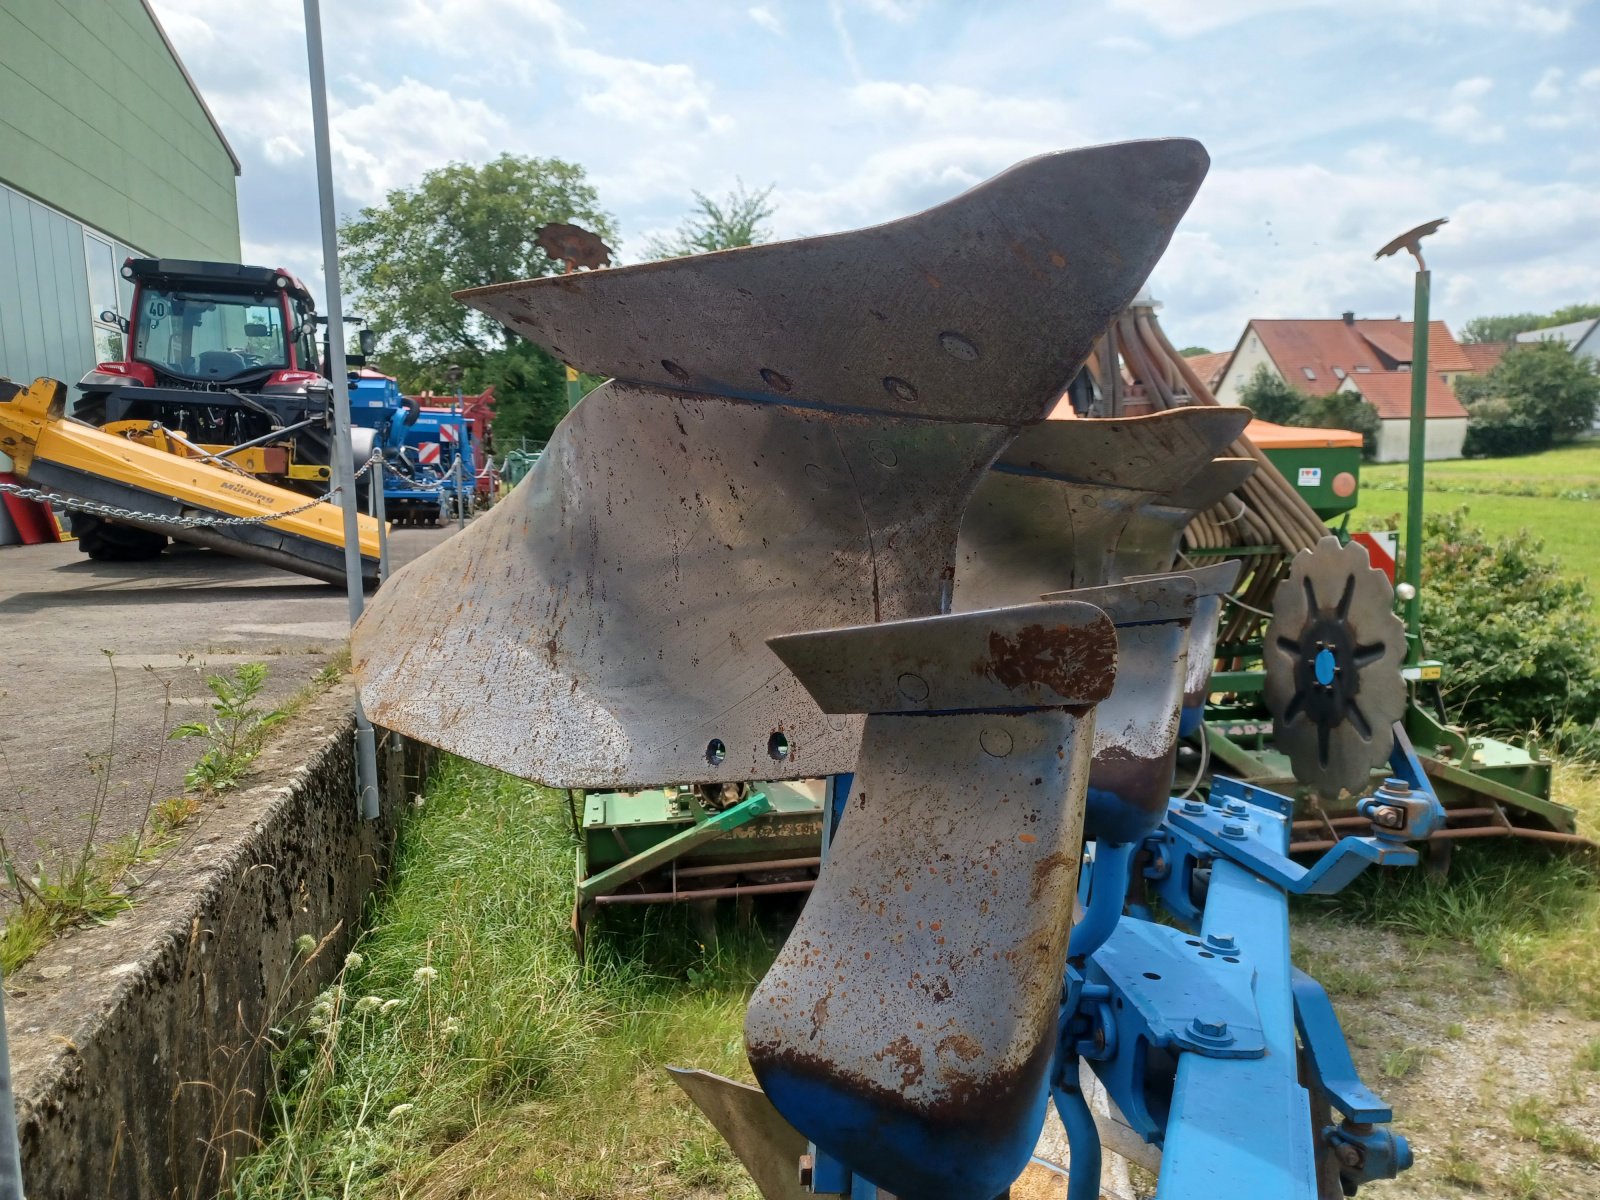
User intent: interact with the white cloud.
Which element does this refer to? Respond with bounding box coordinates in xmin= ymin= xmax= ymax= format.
xmin=1094 ymin=35 xmax=1151 ymax=53
xmin=855 ymin=0 xmax=928 ymax=19
xmin=748 ymin=4 xmax=784 ymax=34
xmin=848 ymin=81 xmax=1075 ymax=130
xmin=1531 ymin=66 xmax=1564 ymax=99
xmin=1420 ymin=76 xmax=1506 ymax=143
xmin=1108 ymin=0 xmax=1580 ymax=35
xmin=1581 ymin=66 xmax=1600 ymax=88
xmin=328 ymin=79 xmax=510 ymax=205
xmin=566 ymin=50 xmax=732 ymax=135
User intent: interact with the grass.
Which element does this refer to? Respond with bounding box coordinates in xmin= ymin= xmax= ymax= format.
xmin=1297 ymin=762 xmax=1600 ymax=1017
xmin=1357 ymin=441 xmax=1600 ymax=613
xmin=231 ymin=758 xmax=779 ymax=1200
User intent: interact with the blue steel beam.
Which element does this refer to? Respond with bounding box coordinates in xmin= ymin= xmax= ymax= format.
xmin=1151 ymin=803 xmax=1319 ymax=1199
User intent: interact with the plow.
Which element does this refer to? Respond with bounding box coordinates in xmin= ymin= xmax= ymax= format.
xmin=348 ymin=138 xmax=1578 ymax=1197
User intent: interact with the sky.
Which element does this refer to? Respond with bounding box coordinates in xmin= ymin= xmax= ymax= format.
xmin=150 ymin=0 xmax=1600 ymax=353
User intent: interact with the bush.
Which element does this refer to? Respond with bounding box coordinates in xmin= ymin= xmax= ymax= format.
xmin=1237 ymin=364 xmax=1307 ymax=425
xmin=1459 ymin=341 xmax=1600 ymax=456
xmin=1461 ymin=396 xmax=1554 ymax=459
xmin=1412 ymin=509 xmax=1600 ymax=736
xmin=1298 ymin=391 xmax=1381 ymax=458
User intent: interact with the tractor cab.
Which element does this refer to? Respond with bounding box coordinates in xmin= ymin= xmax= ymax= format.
xmin=72 ymin=259 xmax=344 ymax=497
xmin=86 ymin=258 xmax=324 ymax=394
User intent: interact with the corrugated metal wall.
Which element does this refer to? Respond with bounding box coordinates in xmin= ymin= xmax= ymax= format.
xmin=0 ymin=182 xmax=137 ymax=387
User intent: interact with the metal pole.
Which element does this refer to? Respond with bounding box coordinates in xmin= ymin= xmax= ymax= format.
xmin=369 ymin=453 xmax=390 ymax=583
xmin=1404 ymin=269 xmax=1430 ymax=663
xmin=0 ymin=973 xmax=24 ymax=1200
xmin=305 ymin=0 xmax=379 ymax=819
xmin=452 ymin=395 xmax=466 ymax=531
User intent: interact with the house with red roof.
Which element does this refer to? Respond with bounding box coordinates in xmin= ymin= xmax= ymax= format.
xmin=1212 ymin=312 xmax=1480 ymax=461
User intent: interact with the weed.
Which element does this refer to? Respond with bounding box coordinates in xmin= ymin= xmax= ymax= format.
xmin=1379 ymin=1043 xmax=1430 ymax=1080
xmin=1577 ymin=1037 xmax=1600 ymax=1072
xmin=1439 ymin=1140 xmax=1484 ymax=1187
xmin=1446 ymin=1021 xmax=1467 ymax=1039
xmin=1509 ymin=1096 xmax=1600 ymax=1161
xmin=1508 ymin=1160 xmax=1547 ymax=1200
xmin=171 ymin=662 xmax=287 ymax=795
xmin=232 ymin=758 xmax=778 ymax=1200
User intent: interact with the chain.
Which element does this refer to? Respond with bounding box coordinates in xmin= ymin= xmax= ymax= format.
xmin=0 ymin=451 xmax=384 ymax=531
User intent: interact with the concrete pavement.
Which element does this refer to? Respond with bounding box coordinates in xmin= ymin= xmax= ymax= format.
xmin=0 ymin=526 xmax=450 ymax=868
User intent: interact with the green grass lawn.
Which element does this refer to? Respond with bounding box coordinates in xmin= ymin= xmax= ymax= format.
xmin=1356 ymin=442 xmax=1600 ymax=613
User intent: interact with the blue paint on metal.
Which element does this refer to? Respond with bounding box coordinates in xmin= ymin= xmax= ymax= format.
xmin=1049 ymin=1052 xmax=1102 ymax=1200
xmin=1068 ymin=840 xmax=1133 ymax=960
xmin=1088 ymin=921 xmax=1265 ymax=1059
xmin=761 ymin=1064 xmax=1046 ymax=1200
xmin=1291 ymin=968 xmax=1392 ymax=1123
xmin=1314 ymin=646 xmax=1336 ymax=686
xmin=1143 ymin=797 xmax=1320 ymax=1198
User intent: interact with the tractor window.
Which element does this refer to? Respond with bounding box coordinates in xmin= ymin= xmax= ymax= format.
xmin=294 ymin=302 xmax=321 ymax=373
xmin=133 ymin=289 xmax=289 ymax=380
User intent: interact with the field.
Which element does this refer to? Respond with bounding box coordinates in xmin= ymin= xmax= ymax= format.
xmin=1356 ymin=442 xmax=1600 ymax=613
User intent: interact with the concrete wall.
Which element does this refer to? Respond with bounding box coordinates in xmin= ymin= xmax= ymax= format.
xmin=1374 ymin=416 xmax=1467 ymax=462
xmin=0 ymin=0 xmax=240 ymax=260
xmin=1214 ymin=326 xmax=1276 ymax=406
xmin=7 ymin=691 xmax=429 ymax=1200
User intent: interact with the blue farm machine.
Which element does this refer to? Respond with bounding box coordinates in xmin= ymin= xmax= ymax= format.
xmin=345 ymin=141 xmax=1569 ymax=1197
xmin=347 ymin=371 xmax=445 ymax=526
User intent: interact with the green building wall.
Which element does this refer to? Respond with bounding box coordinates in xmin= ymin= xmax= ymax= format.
xmin=0 ymin=0 xmax=240 ymax=261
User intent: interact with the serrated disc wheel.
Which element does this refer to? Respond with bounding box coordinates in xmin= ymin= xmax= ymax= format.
xmin=1264 ymin=536 xmax=1407 ymax=798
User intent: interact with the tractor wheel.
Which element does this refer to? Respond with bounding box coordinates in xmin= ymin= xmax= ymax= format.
xmin=71 ymin=514 xmax=169 ymax=562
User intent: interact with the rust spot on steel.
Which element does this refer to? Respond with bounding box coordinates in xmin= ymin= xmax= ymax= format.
xmin=976 ymin=623 xmax=1118 ymax=693
xmin=534 ymin=221 xmax=613 ymax=271
xmin=876 ymin=1035 xmax=927 ymax=1088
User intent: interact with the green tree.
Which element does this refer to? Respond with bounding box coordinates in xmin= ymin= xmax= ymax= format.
xmin=1297 ymin=391 xmax=1381 ymax=458
xmin=644 ymin=181 xmax=776 ymax=259
xmin=1178 ymin=345 xmax=1213 ymax=356
xmin=1459 ymin=303 xmax=1600 ymax=344
xmin=340 ymin=155 xmax=619 ymax=442
xmin=1459 ymin=313 xmax=1544 ymax=344
xmin=1468 ymin=340 xmax=1600 ymax=445
xmin=1237 ymin=364 xmax=1308 ymax=425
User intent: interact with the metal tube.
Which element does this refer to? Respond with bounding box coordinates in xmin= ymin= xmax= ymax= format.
xmin=1053 ymin=1054 xmax=1102 ymax=1200
xmin=453 ymin=395 xmax=466 ymax=531
xmin=304 ymin=0 xmax=380 ymax=820
xmin=592 ymin=879 xmax=815 ymax=905
xmin=1068 ymin=840 xmax=1132 ymax=960
xmin=1405 ymin=270 xmax=1430 ymax=661
xmin=671 ymin=856 xmax=822 ymax=879
xmin=215 ymin=416 xmax=319 ymax=458
xmin=0 ymin=972 xmax=24 ymax=1200
xmin=369 ymin=457 xmax=389 ymax=583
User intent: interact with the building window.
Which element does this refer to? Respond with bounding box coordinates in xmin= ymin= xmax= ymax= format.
xmin=1302 ymin=367 xmax=1317 ymax=380
xmin=1332 ymin=367 xmax=1347 ymax=380
xmin=84 ymin=232 xmax=125 ymax=363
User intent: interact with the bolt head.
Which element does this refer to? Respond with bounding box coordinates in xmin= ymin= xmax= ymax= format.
xmin=1222 ymin=821 xmax=1247 ymax=838
xmin=1336 ymin=1143 xmax=1363 ymax=1169
xmin=1182 ymin=799 xmax=1207 ymax=815
xmin=1204 ymin=932 xmax=1238 ymax=953
xmin=1190 ymin=1016 xmax=1230 ymax=1040
xmin=1374 ymin=805 xmax=1404 ymax=829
